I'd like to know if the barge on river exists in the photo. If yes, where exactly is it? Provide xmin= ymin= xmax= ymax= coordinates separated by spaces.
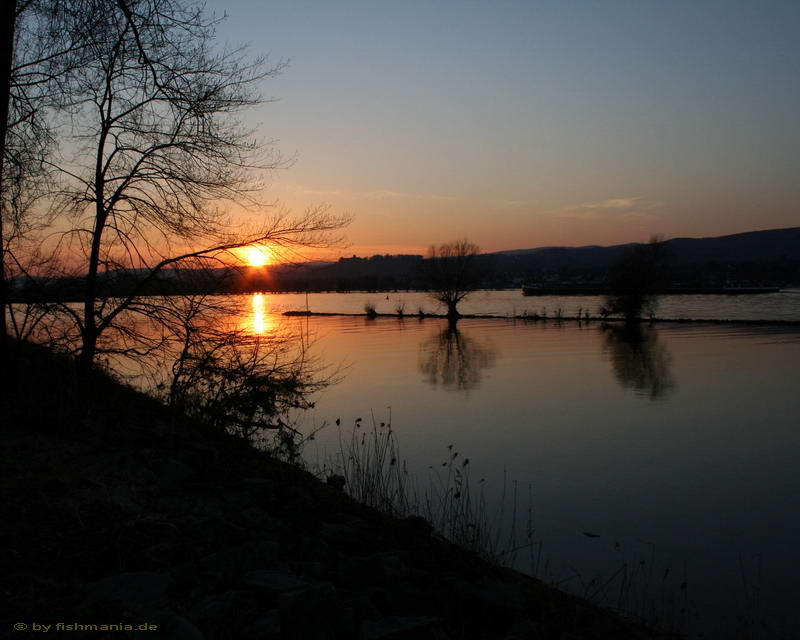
xmin=522 ymin=285 xmax=781 ymax=296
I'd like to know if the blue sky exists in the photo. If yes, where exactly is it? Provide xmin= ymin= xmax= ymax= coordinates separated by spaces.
xmin=207 ymin=0 xmax=800 ymax=254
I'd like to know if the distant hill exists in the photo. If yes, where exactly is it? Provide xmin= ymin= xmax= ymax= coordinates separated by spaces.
xmin=492 ymin=227 xmax=800 ymax=273
xmin=661 ymin=227 xmax=800 ymax=264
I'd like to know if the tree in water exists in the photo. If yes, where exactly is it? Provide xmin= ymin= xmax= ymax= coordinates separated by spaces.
xmin=423 ymin=239 xmax=481 ymax=320
xmin=601 ymin=236 xmax=670 ymax=323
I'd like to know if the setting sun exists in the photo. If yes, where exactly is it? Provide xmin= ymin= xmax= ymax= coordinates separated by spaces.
xmin=239 ymin=245 xmax=272 ymax=267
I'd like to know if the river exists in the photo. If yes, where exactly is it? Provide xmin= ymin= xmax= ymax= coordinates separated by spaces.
xmin=30 ymin=288 xmax=799 ymax=638
xmin=232 ymin=290 xmax=800 ymax=639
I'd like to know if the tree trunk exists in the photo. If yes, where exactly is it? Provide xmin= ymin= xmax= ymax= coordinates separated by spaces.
xmin=0 ymin=0 xmax=18 ymax=351
xmin=77 ymin=115 xmax=111 ymax=399
xmin=78 ymin=328 xmax=97 ymax=379
xmin=74 ymin=326 xmax=97 ymax=420
xmin=446 ymin=300 xmax=460 ymax=319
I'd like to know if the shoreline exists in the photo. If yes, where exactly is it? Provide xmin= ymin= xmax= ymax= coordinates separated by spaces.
xmin=283 ymin=309 xmax=800 ymax=327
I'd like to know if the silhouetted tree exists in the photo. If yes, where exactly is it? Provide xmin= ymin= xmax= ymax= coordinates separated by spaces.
xmin=1 ymin=0 xmax=97 ymax=349
xmin=0 ymin=0 xmax=19 ymax=348
xmin=423 ymin=239 xmax=481 ymax=319
xmin=601 ymin=236 xmax=670 ymax=322
xmin=39 ymin=0 xmax=346 ymax=388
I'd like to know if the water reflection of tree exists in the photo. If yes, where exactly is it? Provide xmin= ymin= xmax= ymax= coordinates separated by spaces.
xmin=418 ymin=322 xmax=496 ymax=391
xmin=601 ymin=324 xmax=675 ymax=400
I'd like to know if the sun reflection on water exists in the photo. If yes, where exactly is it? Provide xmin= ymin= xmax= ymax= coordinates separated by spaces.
xmin=249 ymin=293 xmax=274 ymax=335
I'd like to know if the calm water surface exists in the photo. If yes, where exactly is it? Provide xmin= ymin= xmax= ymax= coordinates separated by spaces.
xmin=233 ymin=292 xmax=799 ymax=639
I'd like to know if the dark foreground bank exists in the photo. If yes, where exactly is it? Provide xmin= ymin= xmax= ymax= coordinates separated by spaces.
xmin=1 ymin=342 xmax=678 ymax=639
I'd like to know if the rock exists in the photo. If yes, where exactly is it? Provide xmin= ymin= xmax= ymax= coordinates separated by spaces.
xmin=191 ymin=589 xmax=261 ymax=635
xmin=450 ymin=578 xmax=526 ymax=615
xmin=241 ymin=477 xmax=272 ymax=489
xmin=132 ymin=464 xmax=159 ymax=484
xmin=192 ymin=591 xmax=249 ymax=622
xmin=151 ymin=610 xmax=205 ymax=639
xmin=250 ymin=539 xmax=284 ymax=566
xmin=503 ymin=616 xmax=543 ymax=640
xmin=403 ymin=515 xmax=434 ymax=536
xmin=338 ymin=552 xmax=409 ymax=587
xmin=221 ymin=490 xmax=261 ymax=512
xmin=85 ymin=572 xmax=169 ymax=607
xmin=326 ymin=474 xmax=346 ymax=490
xmin=194 ymin=516 xmax=248 ymax=546
xmin=159 ymin=458 xmax=195 ymax=483
xmin=351 ymin=591 xmax=381 ymax=621
xmin=201 ymin=539 xmax=284 ymax=583
xmin=287 ymin=535 xmax=335 ymax=566
xmin=279 ymin=581 xmax=339 ymax=640
xmin=294 ymin=561 xmax=326 ymax=579
xmin=200 ymin=546 xmax=251 ymax=582
xmin=108 ymin=494 xmax=144 ymax=515
xmin=239 ymin=507 xmax=276 ymax=527
xmin=243 ymin=569 xmax=311 ymax=594
xmin=362 ymin=616 xmax=441 ymax=639
xmin=242 ymin=609 xmax=281 ymax=639
xmin=375 ymin=583 xmax=441 ymax=617
xmin=320 ymin=522 xmax=364 ymax=552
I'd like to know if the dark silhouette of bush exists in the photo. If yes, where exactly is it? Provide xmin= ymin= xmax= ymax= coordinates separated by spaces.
xmin=601 ymin=237 xmax=671 ymax=322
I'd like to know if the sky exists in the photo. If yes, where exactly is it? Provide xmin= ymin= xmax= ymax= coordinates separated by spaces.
xmin=206 ymin=0 xmax=800 ymax=256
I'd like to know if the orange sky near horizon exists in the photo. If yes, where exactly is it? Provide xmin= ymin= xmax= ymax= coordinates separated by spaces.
xmin=34 ymin=1 xmax=799 ymax=269
xmin=251 ymin=186 xmax=797 ymax=261
xmin=200 ymin=0 xmax=800 ymax=260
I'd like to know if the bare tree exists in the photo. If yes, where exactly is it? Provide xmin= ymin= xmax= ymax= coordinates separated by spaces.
xmin=1 ymin=0 xmax=24 ymax=348
xmin=600 ymin=236 xmax=670 ymax=323
xmin=423 ymin=239 xmax=481 ymax=319
xmin=43 ymin=0 xmax=346 ymax=386
xmin=1 ymin=0 xmax=96 ymax=348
